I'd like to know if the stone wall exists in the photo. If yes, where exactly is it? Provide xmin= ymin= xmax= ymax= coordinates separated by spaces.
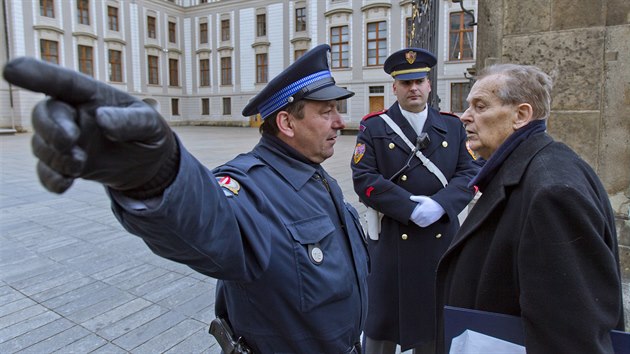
xmin=476 ymin=0 xmax=630 ymax=329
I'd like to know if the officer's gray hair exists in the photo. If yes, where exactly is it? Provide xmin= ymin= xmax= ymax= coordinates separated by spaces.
xmin=477 ymin=64 xmax=553 ymax=121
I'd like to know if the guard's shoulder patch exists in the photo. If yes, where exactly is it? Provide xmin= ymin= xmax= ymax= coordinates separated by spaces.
xmin=353 ymin=143 xmax=366 ymax=164
xmin=362 ymin=109 xmax=388 ymax=121
xmin=216 ymin=175 xmax=241 ymax=197
xmin=440 ymin=111 xmax=460 ymax=119
xmin=466 ymin=141 xmax=477 ymax=160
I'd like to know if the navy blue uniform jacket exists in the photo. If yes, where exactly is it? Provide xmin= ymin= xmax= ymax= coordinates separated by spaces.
xmin=110 ymin=135 xmax=369 ymax=353
xmin=436 ymin=133 xmax=624 ymax=353
xmin=351 ymin=103 xmax=478 ymax=349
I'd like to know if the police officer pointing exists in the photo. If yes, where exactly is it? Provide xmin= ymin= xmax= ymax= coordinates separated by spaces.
xmin=3 ymin=44 xmax=368 ymax=353
xmin=351 ymin=48 xmax=478 ymax=353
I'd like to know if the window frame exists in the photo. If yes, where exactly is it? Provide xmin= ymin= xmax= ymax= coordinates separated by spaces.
xmin=77 ymin=0 xmax=90 ymax=25
xmin=199 ymin=58 xmax=210 ymax=87
xmin=220 ymin=57 xmax=232 ymax=85
xmin=330 ymin=25 xmax=349 ymax=69
xmin=171 ymin=98 xmax=179 ymax=116
xmin=449 ymin=11 xmax=474 ymax=61
xmin=78 ymin=45 xmax=93 ymax=76
xmin=148 ymin=55 xmax=159 ymax=85
xmin=201 ymin=98 xmax=210 ymax=115
xmin=256 ymin=14 xmax=267 ymax=37
xmin=168 ymin=21 xmax=177 ymax=43
xmin=366 ymin=21 xmax=387 ymax=66
xmin=199 ymin=22 xmax=208 ymax=44
xmin=336 ymin=88 xmax=348 ymax=113
xmin=295 ymin=7 xmax=306 ymax=32
xmin=256 ymin=53 xmax=268 ymax=84
xmin=40 ymin=39 xmax=59 ymax=64
xmin=40 ymin=0 xmax=54 ymax=18
xmin=147 ymin=16 xmax=156 ymax=39
xmin=169 ymin=58 xmax=179 ymax=86
xmin=221 ymin=19 xmax=230 ymax=41
xmin=107 ymin=6 xmax=119 ymax=31
xmin=450 ymin=82 xmax=471 ymax=113
xmin=294 ymin=49 xmax=306 ymax=60
xmin=222 ymin=97 xmax=231 ymax=115
xmin=108 ymin=49 xmax=123 ymax=82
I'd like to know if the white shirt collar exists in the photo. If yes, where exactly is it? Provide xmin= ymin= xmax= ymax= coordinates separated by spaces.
xmin=400 ymin=105 xmax=428 ymax=135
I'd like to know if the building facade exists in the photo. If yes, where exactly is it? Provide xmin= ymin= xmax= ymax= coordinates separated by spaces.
xmin=0 ymin=0 xmax=477 ymax=131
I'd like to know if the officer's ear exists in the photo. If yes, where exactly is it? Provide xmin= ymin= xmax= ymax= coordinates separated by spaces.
xmin=276 ymin=110 xmax=295 ymax=138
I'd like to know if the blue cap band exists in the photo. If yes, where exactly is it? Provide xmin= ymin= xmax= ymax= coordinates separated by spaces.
xmin=259 ymin=70 xmax=332 ymax=118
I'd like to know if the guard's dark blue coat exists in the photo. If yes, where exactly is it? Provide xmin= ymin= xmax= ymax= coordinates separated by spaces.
xmin=110 ymin=135 xmax=369 ymax=354
xmin=351 ymin=103 xmax=478 ymax=350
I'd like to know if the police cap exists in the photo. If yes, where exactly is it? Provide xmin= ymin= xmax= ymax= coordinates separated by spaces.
xmin=242 ymin=44 xmax=354 ymax=119
xmin=383 ymin=47 xmax=437 ymax=80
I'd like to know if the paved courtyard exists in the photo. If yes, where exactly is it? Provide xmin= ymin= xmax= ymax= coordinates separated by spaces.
xmin=0 ymin=126 xmax=365 ymax=353
xmin=4 ymin=126 xmax=626 ymax=353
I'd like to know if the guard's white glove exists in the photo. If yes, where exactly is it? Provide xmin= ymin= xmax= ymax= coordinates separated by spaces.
xmin=410 ymin=195 xmax=445 ymax=227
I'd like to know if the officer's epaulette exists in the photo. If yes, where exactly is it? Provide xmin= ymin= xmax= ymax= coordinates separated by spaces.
xmin=362 ymin=109 xmax=387 ymax=121
xmin=440 ymin=111 xmax=460 ymax=119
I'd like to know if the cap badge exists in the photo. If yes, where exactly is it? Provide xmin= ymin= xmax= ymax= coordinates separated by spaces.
xmin=405 ymin=51 xmax=417 ymax=64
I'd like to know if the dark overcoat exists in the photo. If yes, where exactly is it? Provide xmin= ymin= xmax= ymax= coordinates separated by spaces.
xmin=436 ymin=133 xmax=625 ymax=354
xmin=351 ymin=102 xmax=478 ymax=349
xmin=110 ymin=135 xmax=370 ymax=354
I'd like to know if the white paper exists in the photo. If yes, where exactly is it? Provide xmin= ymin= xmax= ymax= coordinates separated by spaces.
xmin=449 ymin=330 xmax=526 ymax=354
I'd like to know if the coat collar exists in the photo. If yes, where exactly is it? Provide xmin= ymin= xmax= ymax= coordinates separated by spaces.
xmin=253 ymin=134 xmax=319 ymax=191
xmin=447 ymin=133 xmax=554 ymax=251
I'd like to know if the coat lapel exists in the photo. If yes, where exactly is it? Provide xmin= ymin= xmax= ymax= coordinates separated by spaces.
xmin=423 ymin=109 xmax=448 ymax=158
xmin=444 ymin=133 xmax=555 ymax=253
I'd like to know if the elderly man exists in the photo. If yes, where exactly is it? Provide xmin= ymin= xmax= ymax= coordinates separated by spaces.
xmin=3 ymin=44 xmax=368 ymax=353
xmin=436 ymin=63 xmax=625 ymax=353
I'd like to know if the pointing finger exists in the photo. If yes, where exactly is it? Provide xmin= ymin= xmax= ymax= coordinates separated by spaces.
xmin=3 ymin=57 xmax=127 ymax=105
xmin=32 ymin=98 xmax=80 ymax=152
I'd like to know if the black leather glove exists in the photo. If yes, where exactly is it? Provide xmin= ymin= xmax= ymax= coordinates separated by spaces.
xmin=2 ymin=57 xmax=179 ymax=199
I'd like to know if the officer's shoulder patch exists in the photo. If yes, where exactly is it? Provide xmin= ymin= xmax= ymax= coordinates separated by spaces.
xmin=362 ymin=109 xmax=388 ymax=121
xmin=216 ymin=175 xmax=240 ymax=197
xmin=440 ymin=111 xmax=460 ymax=119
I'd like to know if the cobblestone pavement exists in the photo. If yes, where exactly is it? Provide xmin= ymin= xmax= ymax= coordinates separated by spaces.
xmin=0 ymin=126 xmax=364 ymax=354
